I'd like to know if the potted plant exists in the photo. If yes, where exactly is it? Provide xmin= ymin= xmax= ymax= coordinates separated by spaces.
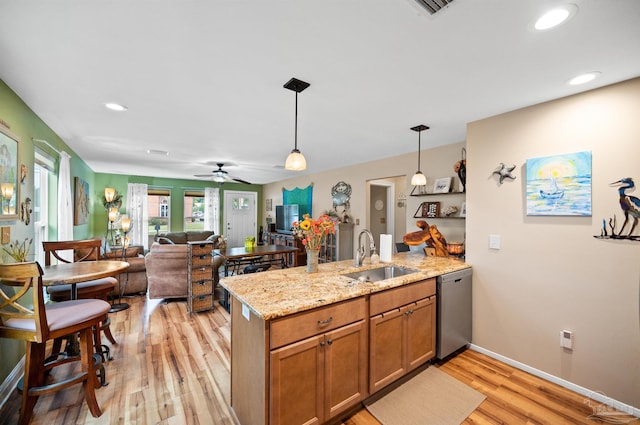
xmin=2 ymin=237 xmax=33 ymax=262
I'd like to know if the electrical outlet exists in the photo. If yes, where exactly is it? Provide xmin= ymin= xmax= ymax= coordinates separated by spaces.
xmin=1 ymin=226 xmax=9 ymax=244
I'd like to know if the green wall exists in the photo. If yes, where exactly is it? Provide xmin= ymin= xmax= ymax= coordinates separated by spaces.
xmin=0 ymin=79 xmax=96 ymax=386
xmin=93 ymin=173 xmax=263 ymax=238
xmin=0 ymin=78 xmax=263 ymax=388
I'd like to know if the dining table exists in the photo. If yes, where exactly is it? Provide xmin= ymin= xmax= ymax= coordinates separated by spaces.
xmin=42 ymin=260 xmax=129 ymax=359
xmin=217 ymin=244 xmax=300 ymax=311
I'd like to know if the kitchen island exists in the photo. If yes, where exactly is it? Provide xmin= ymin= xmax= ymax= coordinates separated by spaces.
xmin=220 ymin=252 xmax=470 ymax=425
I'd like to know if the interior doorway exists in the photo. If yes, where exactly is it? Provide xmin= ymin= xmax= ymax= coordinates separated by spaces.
xmin=367 ymin=176 xmax=407 ymax=250
xmin=223 ymin=190 xmax=257 ymax=248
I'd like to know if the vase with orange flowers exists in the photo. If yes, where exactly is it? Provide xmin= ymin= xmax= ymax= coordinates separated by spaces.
xmin=291 ymin=214 xmax=337 ymax=273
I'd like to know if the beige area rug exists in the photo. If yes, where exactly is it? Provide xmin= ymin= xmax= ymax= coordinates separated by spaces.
xmin=365 ymin=367 xmax=486 ymax=425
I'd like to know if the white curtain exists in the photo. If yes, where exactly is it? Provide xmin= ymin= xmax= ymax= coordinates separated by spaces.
xmin=57 ymin=151 xmax=73 ymax=261
xmin=204 ymin=187 xmax=220 ymax=233
xmin=126 ymin=183 xmax=149 ymax=250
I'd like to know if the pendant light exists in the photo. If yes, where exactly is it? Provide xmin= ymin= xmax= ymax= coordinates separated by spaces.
xmin=284 ymin=77 xmax=310 ymax=171
xmin=410 ymin=125 xmax=429 ymax=186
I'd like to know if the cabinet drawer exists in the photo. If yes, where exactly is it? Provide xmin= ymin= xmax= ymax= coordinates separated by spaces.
xmin=190 ymin=266 xmax=213 ymax=282
xmin=191 ymin=295 xmax=214 ymax=312
xmin=370 ymin=278 xmax=435 ymax=317
xmin=189 ymin=242 xmax=213 ymax=256
xmin=270 ymin=297 xmax=366 ymax=349
xmin=191 ymin=279 xmax=213 ymax=296
xmin=191 ymin=254 xmax=212 ymax=267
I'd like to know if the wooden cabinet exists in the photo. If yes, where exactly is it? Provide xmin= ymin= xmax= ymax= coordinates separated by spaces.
xmin=229 ymin=278 xmax=440 ymax=425
xmin=269 ymin=298 xmax=368 ymax=425
xmin=187 ymin=241 xmax=215 ymax=313
xmin=369 ymin=279 xmax=436 ymax=393
xmin=319 ymin=223 xmax=354 ymax=263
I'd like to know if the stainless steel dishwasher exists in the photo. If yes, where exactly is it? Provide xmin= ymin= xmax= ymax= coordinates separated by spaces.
xmin=436 ymin=268 xmax=472 ymax=359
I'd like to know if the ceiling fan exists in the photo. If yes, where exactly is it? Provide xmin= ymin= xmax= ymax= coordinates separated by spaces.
xmin=194 ymin=163 xmax=252 ymax=185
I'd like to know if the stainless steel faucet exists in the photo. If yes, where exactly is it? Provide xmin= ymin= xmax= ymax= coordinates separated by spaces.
xmin=355 ymin=229 xmax=377 ymax=267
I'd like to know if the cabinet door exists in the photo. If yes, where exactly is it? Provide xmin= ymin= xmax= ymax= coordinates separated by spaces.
xmin=369 ymin=308 xmax=405 ymax=393
xmin=270 ymin=335 xmax=324 ymax=425
xmin=324 ymin=320 xmax=368 ymax=419
xmin=405 ymin=296 xmax=436 ymax=371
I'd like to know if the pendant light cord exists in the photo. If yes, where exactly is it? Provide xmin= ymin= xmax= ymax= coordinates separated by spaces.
xmin=294 ymin=92 xmax=298 ymax=151
xmin=417 ymin=130 xmax=421 ymax=171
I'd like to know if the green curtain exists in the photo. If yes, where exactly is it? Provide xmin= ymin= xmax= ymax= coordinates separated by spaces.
xmin=283 ymin=184 xmax=312 ymax=217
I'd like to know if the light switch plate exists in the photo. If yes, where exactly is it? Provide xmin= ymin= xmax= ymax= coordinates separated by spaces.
xmin=1 ymin=226 xmax=9 ymax=244
xmin=489 ymin=234 xmax=501 ymax=250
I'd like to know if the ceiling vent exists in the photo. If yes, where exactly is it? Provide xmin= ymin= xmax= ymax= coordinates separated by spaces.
xmin=415 ymin=0 xmax=453 ymax=15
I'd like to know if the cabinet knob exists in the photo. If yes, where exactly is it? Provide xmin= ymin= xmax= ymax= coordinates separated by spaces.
xmin=320 ymin=341 xmax=325 ymax=347
xmin=327 ymin=339 xmax=333 ymax=345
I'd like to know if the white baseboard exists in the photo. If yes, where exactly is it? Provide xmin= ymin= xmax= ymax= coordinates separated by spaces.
xmin=470 ymin=344 xmax=639 ymax=419
xmin=0 ymin=357 xmax=23 ymax=410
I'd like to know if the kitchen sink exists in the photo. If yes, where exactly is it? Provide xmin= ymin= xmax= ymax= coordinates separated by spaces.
xmin=342 ymin=266 xmax=420 ymax=282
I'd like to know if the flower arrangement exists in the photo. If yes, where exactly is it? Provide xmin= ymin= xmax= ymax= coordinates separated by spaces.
xmin=2 ymin=237 xmax=33 ymax=263
xmin=292 ymin=214 xmax=336 ymax=250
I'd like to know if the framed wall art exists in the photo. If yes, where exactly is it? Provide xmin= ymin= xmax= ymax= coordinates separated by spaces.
xmin=74 ymin=177 xmax=90 ymax=225
xmin=423 ymin=202 xmax=441 ymax=218
xmin=525 ymin=151 xmax=592 ymax=216
xmin=0 ymin=124 xmax=19 ymax=220
xmin=433 ymin=177 xmax=452 ymax=194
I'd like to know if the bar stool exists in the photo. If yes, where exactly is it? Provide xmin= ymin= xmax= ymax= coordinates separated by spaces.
xmin=43 ymin=239 xmax=117 ymax=359
xmin=0 ymin=262 xmax=110 ymax=425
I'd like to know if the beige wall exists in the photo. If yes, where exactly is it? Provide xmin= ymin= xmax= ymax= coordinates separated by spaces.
xmin=263 ymin=141 xmax=466 ymax=250
xmin=467 ymin=78 xmax=640 ymax=407
xmin=263 ymin=78 xmax=640 ymax=409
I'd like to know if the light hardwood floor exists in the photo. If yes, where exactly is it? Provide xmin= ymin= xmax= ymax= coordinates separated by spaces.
xmin=0 ymin=294 xmax=632 ymax=424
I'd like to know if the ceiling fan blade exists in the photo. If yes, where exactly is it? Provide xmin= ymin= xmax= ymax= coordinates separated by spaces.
xmin=232 ymin=177 xmax=252 ymax=185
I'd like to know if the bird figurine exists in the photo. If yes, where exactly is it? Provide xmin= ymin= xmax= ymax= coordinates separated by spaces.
xmin=610 ymin=177 xmax=640 ymax=236
xmin=492 ymin=162 xmax=516 ymax=184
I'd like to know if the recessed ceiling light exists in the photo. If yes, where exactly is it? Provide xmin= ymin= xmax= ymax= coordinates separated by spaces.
xmin=104 ymin=102 xmax=128 ymax=112
xmin=568 ymin=71 xmax=601 ymax=86
xmin=147 ymin=149 xmax=169 ymax=156
xmin=533 ymin=4 xmax=577 ymax=31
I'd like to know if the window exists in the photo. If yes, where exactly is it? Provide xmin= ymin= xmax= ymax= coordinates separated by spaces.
xmin=184 ymin=191 xmax=204 ymax=231
xmin=148 ymin=189 xmax=170 ymax=235
xmin=33 ymin=148 xmax=55 ymax=265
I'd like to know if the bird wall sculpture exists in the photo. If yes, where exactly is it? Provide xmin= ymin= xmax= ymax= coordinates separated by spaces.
xmin=611 ymin=177 xmax=640 ymax=237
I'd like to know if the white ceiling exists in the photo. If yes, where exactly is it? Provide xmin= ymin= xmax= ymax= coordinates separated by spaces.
xmin=1 ymin=0 xmax=639 ymax=184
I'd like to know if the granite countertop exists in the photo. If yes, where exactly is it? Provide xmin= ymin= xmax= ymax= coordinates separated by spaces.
xmin=219 ymin=252 xmax=471 ymax=320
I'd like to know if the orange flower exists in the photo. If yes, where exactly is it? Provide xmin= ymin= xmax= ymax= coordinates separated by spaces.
xmin=291 ymin=214 xmax=337 ymax=250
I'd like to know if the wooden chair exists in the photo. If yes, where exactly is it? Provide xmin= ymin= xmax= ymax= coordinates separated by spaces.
xmin=0 ymin=262 xmax=110 ymax=425
xmin=43 ymin=239 xmax=118 ymax=356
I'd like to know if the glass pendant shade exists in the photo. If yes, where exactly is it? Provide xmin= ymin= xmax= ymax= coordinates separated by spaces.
xmin=121 ymin=216 xmax=132 ymax=233
xmin=104 ymin=187 xmax=115 ymax=203
xmin=285 ymin=149 xmax=307 ymax=171
xmin=108 ymin=207 xmax=118 ymax=223
xmin=411 ymin=171 xmax=427 ymax=186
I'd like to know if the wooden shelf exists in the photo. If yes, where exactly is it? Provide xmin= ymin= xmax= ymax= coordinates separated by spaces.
xmin=410 ymin=188 xmax=465 ymax=197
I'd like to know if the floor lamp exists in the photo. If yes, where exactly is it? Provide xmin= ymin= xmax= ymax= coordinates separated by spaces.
xmin=110 ymin=215 xmax=131 ymax=312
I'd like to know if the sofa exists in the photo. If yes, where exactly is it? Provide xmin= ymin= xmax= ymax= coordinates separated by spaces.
xmin=145 ymin=231 xmax=225 ymax=300
xmin=102 ymin=246 xmax=148 ymax=295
